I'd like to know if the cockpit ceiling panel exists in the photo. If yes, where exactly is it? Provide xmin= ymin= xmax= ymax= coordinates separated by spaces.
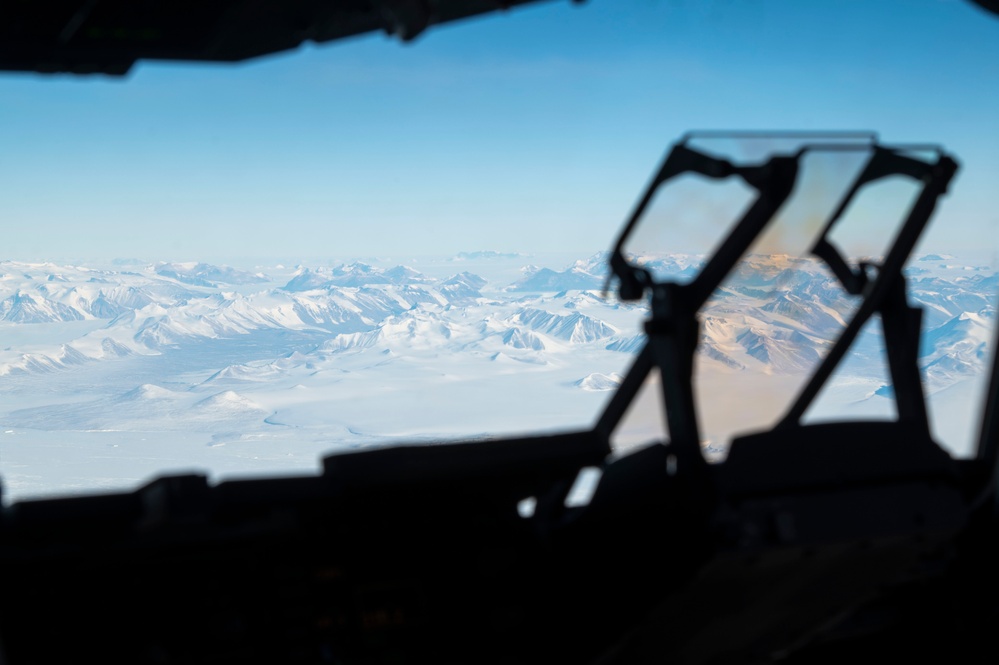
xmin=0 ymin=0 xmax=557 ymax=75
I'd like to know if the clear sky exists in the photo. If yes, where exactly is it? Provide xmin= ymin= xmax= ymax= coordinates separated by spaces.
xmin=1 ymin=0 xmax=998 ymax=265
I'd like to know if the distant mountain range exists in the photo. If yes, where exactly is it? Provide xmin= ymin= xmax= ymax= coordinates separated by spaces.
xmin=0 ymin=254 xmax=993 ymax=392
xmin=0 ymin=252 xmax=993 ymax=498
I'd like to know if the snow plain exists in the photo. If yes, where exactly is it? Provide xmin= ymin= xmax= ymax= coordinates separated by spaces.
xmin=0 ymin=252 xmax=994 ymax=502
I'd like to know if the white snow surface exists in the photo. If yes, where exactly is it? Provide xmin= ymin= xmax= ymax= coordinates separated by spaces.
xmin=0 ymin=254 xmax=993 ymax=501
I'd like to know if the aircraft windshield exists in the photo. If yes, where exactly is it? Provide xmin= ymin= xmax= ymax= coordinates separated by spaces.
xmin=606 ymin=136 xmax=983 ymax=462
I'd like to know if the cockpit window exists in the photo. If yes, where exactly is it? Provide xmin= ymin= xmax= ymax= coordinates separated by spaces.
xmin=606 ymin=135 xmax=992 ymax=465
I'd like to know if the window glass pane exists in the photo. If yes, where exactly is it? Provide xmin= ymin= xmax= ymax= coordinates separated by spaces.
xmin=621 ymin=173 xmax=756 ymax=284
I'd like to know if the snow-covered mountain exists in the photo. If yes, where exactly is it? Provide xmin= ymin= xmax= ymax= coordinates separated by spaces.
xmin=0 ymin=253 xmax=993 ymax=500
xmin=0 ymin=255 xmax=992 ymax=384
xmin=155 ymin=262 xmax=268 ymax=287
xmin=508 ymin=253 xmax=607 ymax=292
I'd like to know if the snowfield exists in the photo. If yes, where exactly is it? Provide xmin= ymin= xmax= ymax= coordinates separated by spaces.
xmin=0 ymin=251 xmax=994 ymax=501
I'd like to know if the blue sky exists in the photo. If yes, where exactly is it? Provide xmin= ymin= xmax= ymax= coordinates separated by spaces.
xmin=1 ymin=0 xmax=998 ymax=264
